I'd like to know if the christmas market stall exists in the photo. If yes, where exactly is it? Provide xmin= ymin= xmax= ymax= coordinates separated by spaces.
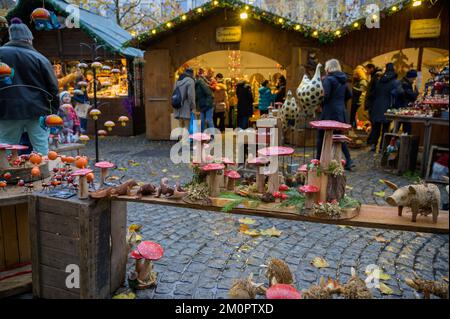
xmin=2 ymin=0 xmax=145 ymax=137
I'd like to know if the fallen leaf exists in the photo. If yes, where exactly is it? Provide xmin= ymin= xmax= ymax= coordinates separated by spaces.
xmin=242 ymin=229 xmax=260 ymax=237
xmin=113 ymin=292 xmax=136 ymax=299
xmin=374 ymin=236 xmax=390 ymax=243
xmin=239 ymin=217 xmax=257 ymax=225
xmin=131 ymin=162 xmax=141 ymax=167
xmin=374 ymin=191 xmax=386 ymax=197
xmin=239 ymin=245 xmax=252 ymax=252
xmin=260 ymin=226 xmax=282 ymax=237
xmin=172 ymin=175 xmax=180 ymax=179
xmin=311 ymin=257 xmax=329 ymax=268
xmin=378 ymin=282 xmax=394 ymax=295
xmin=365 ymin=268 xmax=391 ymax=281
xmin=338 ymin=225 xmax=354 ymax=229
xmin=149 ymin=171 xmax=158 ymax=176
xmin=386 ymin=246 xmax=396 ymax=252
xmin=128 ymin=224 xmax=143 ymax=232
xmin=118 ymin=167 xmax=128 ymax=172
xmin=162 ymin=169 xmax=168 ymax=173
xmin=345 ymin=185 xmax=353 ymax=190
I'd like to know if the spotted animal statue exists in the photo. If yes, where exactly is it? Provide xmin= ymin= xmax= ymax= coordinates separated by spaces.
xmin=280 ymin=90 xmax=300 ymax=131
xmin=296 ymin=63 xmax=324 ymax=117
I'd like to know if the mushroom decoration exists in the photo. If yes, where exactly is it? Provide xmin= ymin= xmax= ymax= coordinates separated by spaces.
xmin=98 ymin=130 xmax=108 ymax=138
xmin=79 ymin=135 xmax=90 ymax=144
xmin=258 ymin=146 xmax=294 ymax=194
xmin=104 ymin=121 xmax=115 ymax=132
xmin=135 ymin=241 xmax=164 ymax=289
xmin=225 ymin=170 xmax=241 ymax=191
xmin=299 ymin=185 xmax=320 ymax=210
xmin=201 ymin=163 xmax=225 ymax=197
xmin=91 ymin=61 xmax=103 ymax=69
xmin=0 ymin=60 xmax=13 ymax=85
xmin=102 ymin=65 xmax=111 ymax=72
xmin=118 ymin=116 xmax=129 ymax=127
xmin=95 ymin=161 xmax=115 ymax=186
xmin=247 ymin=156 xmax=270 ymax=193
xmin=30 ymin=8 xmax=51 ymax=30
xmin=111 ymin=68 xmax=121 ymax=74
xmin=221 ymin=157 xmax=236 ymax=187
xmin=0 ymin=180 xmax=7 ymax=191
xmin=45 ymin=114 xmax=64 ymax=127
xmin=89 ymin=109 xmax=101 ymax=120
xmin=77 ymin=81 xmax=88 ymax=87
xmin=7 ymin=145 xmax=29 ymax=162
xmin=190 ymin=133 xmax=211 ymax=164
xmin=77 ymin=62 xmax=88 ymax=69
xmin=266 ymin=284 xmax=302 ymax=300
xmin=332 ymin=135 xmax=352 ymax=162
xmin=128 ymin=250 xmax=145 ymax=289
xmin=309 ymin=120 xmax=351 ymax=202
xmin=71 ymin=168 xmax=93 ymax=199
xmin=0 ymin=143 xmax=10 ymax=170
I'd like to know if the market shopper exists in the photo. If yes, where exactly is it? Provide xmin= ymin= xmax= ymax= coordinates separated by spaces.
xmin=258 ymin=80 xmax=275 ymax=116
xmin=274 ymin=75 xmax=287 ymax=104
xmin=236 ymin=80 xmax=254 ymax=130
xmin=195 ymin=69 xmax=215 ymax=132
xmin=0 ymin=18 xmax=59 ymax=154
xmin=213 ymin=73 xmax=228 ymax=132
xmin=350 ymin=65 xmax=369 ymax=127
xmin=316 ymin=59 xmax=353 ymax=170
xmin=367 ymin=63 xmax=403 ymax=152
xmin=394 ymin=69 xmax=419 ymax=134
xmin=174 ymin=68 xmax=196 ymax=129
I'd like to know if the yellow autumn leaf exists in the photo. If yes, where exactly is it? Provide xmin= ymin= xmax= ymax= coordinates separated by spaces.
xmin=345 ymin=185 xmax=353 ymax=190
xmin=365 ymin=268 xmax=391 ymax=281
xmin=113 ymin=292 xmax=136 ymax=299
xmin=118 ymin=167 xmax=128 ymax=172
xmin=374 ymin=236 xmax=390 ymax=243
xmin=128 ymin=224 xmax=142 ymax=232
xmin=162 ymin=169 xmax=168 ymax=173
xmin=386 ymin=246 xmax=396 ymax=252
xmin=374 ymin=191 xmax=386 ymax=197
xmin=338 ymin=225 xmax=354 ymax=229
xmin=242 ymin=229 xmax=260 ymax=237
xmin=131 ymin=163 xmax=141 ymax=167
xmin=238 ymin=217 xmax=257 ymax=225
xmin=172 ymin=175 xmax=180 ymax=179
xmin=311 ymin=257 xmax=329 ymax=268
xmin=260 ymin=226 xmax=282 ymax=237
xmin=378 ymin=282 xmax=394 ymax=295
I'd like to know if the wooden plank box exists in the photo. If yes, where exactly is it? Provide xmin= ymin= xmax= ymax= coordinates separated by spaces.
xmin=28 ymin=195 xmax=127 ymax=299
xmin=381 ymin=133 xmax=419 ymax=175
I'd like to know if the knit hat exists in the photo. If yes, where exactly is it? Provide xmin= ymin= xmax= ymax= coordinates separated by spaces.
xmin=8 ymin=18 xmax=34 ymax=42
xmin=406 ymin=69 xmax=418 ymax=78
xmin=59 ymin=91 xmax=71 ymax=104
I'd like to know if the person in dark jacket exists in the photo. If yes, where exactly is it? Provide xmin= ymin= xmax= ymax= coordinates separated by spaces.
xmin=236 ymin=80 xmax=254 ymax=130
xmin=394 ymin=69 xmax=418 ymax=134
xmin=0 ymin=18 xmax=59 ymax=155
xmin=274 ymin=75 xmax=287 ymax=104
xmin=174 ymin=68 xmax=196 ymax=129
xmin=350 ymin=65 xmax=369 ymax=127
xmin=195 ymin=69 xmax=215 ymax=132
xmin=316 ymin=59 xmax=353 ymax=170
xmin=367 ymin=63 xmax=403 ymax=152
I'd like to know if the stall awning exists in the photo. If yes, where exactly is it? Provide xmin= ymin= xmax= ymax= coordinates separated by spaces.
xmin=6 ymin=0 xmax=143 ymax=58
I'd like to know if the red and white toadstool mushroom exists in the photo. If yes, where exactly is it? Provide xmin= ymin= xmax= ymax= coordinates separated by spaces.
xmin=190 ymin=133 xmax=211 ymax=164
xmin=71 ymin=168 xmax=93 ymax=199
xmin=201 ymin=163 xmax=225 ymax=197
xmin=266 ymin=284 xmax=302 ymax=299
xmin=299 ymin=185 xmax=320 ymax=210
xmin=258 ymin=146 xmax=294 ymax=194
xmin=332 ymin=134 xmax=352 ymax=163
xmin=136 ymin=241 xmax=164 ymax=288
xmin=94 ymin=161 xmax=115 ymax=186
xmin=247 ymin=156 xmax=270 ymax=193
xmin=129 ymin=250 xmax=145 ymax=281
xmin=225 ymin=170 xmax=241 ymax=191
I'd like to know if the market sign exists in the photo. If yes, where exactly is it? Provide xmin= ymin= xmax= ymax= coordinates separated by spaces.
xmin=216 ymin=26 xmax=242 ymax=43
xmin=410 ymin=19 xmax=441 ymax=39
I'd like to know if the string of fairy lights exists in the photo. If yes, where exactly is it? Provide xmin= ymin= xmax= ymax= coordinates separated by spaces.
xmin=131 ymin=0 xmax=436 ymax=46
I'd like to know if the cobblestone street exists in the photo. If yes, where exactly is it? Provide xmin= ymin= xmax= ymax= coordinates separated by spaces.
xmin=84 ymin=136 xmax=449 ymax=299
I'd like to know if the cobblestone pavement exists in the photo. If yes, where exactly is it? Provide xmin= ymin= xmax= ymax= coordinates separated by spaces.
xmin=82 ymin=136 xmax=448 ymax=299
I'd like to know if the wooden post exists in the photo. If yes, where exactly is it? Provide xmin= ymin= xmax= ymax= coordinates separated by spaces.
xmin=319 ymin=130 xmax=333 ymax=202
xmin=209 ymin=171 xmax=221 ymax=197
xmin=78 ymin=176 xmax=89 ymax=199
xmin=256 ymin=170 xmax=265 ymax=193
xmin=0 ymin=149 xmax=8 ymax=169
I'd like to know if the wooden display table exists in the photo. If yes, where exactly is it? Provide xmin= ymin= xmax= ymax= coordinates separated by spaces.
xmin=0 ymin=188 xmax=127 ymax=299
xmin=385 ymin=114 xmax=449 ymax=177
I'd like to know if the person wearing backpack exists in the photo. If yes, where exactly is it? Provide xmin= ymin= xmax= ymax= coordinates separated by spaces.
xmin=173 ymin=68 xmax=196 ymax=129
xmin=213 ymin=73 xmax=229 ymax=132
xmin=195 ymin=69 xmax=215 ymax=132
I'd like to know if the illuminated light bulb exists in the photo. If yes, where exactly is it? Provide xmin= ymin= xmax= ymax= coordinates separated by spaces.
xmin=166 ymin=22 xmax=172 ymax=28
xmin=151 ymin=29 xmax=156 ymax=34
xmin=181 ymin=15 xmax=187 ymax=21
xmin=295 ymin=24 xmax=301 ymax=31
xmin=245 ymin=5 xmax=249 ymax=10
xmin=278 ymin=18 xmax=284 ymax=24
xmin=372 ymin=14 xmax=378 ymax=20
xmin=391 ymin=5 xmax=398 ymax=11
xmin=213 ymin=0 xmax=219 ymax=5
xmin=197 ymin=8 xmax=203 ymax=13
xmin=312 ymin=30 xmax=318 ymax=37
xmin=353 ymin=22 xmax=359 ymax=28
xmin=335 ymin=30 xmax=341 ymax=36
xmin=412 ymin=0 xmax=422 ymax=6
xmin=240 ymin=12 xmax=248 ymax=20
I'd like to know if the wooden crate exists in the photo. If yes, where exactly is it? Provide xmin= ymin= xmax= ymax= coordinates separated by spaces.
xmin=381 ymin=133 xmax=419 ymax=175
xmin=28 ymin=195 xmax=127 ymax=299
xmin=284 ymin=128 xmax=315 ymax=147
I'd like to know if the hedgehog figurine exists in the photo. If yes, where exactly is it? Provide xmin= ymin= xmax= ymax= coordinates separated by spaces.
xmin=228 ymin=274 xmax=259 ymax=299
xmin=340 ymin=268 xmax=372 ymax=299
xmin=263 ymin=258 xmax=294 ymax=286
xmin=302 ymin=277 xmax=341 ymax=299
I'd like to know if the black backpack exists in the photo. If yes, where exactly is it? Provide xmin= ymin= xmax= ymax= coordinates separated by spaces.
xmin=171 ymin=85 xmax=183 ymax=110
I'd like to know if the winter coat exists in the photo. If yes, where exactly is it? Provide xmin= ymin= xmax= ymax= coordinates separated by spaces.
xmin=394 ymin=77 xmax=419 ymax=108
xmin=352 ymin=78 xmax=368 ymax=112
xmin=0 ymin=41 xmax=59 ymax=120
xmin=258 ymin=86 xmax=275 ymax=111
xmin=321 ymin=71 xmax=352 ymax=122
xmin=275 ymin=84 xmax=286 ymax=103
xmin=369 ymin=72 xmax=403 ymax=123
xmin=236 ymin=81 xmax=254 ymax=118
xmin=213 ymin=82 xmax=229 ymax=113
xmin=195 ymin=77 xmax=214 ymax=112
xmin=174 ymin=73 xmax=196 ymax=120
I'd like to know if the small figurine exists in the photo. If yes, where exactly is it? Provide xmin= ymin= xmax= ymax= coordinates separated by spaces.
xmin=136 ymin=183 xmax=157 ymax=199
xmin=262 ymin=258 xmax=294 ymax=287
xmin=155 ymin=178 xmax=175 ymax=198
xmin=385 ymin=181 xmax=441 ymax=223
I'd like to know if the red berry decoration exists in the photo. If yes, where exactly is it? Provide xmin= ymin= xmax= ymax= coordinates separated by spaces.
xmin=3 ymin=172 xmax=12 ymax=180
xmin=279 ymin=184 xmax=289 ymax=192
xmin=18 ymin=180 xmax=25 ymax=187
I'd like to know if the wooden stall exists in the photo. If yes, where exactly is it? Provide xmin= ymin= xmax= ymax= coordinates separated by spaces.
xmin=4 ymin=0 xmax=145 ymax=136
xmin=0 ymin=188 xmax=128 ymax=299
xmin=130 ymin=0 xmax=448 ymax=141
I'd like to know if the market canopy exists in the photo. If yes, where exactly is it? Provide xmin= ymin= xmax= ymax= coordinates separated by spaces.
xmin=5 ymin=0 xmax=143 ymax=58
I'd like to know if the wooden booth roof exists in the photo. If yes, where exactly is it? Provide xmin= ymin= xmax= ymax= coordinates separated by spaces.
xmin=6 ymin=0 xmax=143 ymax=58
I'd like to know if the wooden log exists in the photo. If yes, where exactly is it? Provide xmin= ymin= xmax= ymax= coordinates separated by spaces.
xmin=209 ymin=171 xmax=221 ymax=198
xmin=267 ymin=172 xmax=280 ymax=194
xmin=78 ymin=176 xmax=89 ymax=199
xmin=0 ymin=149 xmax=8 ymax=170
xmin=256 ymin=170 xmax=265 ymax=194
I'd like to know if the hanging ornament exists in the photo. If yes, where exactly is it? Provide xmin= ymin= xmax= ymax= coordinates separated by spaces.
xmin=0 ymin=61 xmax=14 ymax=85
xmin=45 ymin=114 xmax=64 ymax=127
xmin=31 ymin=8 xmax=52 ymax=31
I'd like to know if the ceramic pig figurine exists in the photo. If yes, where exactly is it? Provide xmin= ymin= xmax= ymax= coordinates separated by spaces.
xmin=386 ymin=183 xmax=441 ymax=223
